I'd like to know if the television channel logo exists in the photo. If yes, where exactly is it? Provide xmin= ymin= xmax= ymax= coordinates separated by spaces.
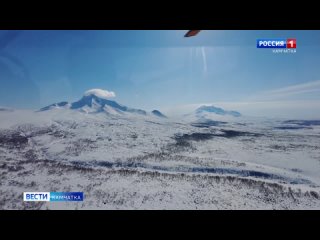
xmin=257 ymin=39 xmax=296 ymax=49
xmin=23 ymin=192 xmax=84 ymax=202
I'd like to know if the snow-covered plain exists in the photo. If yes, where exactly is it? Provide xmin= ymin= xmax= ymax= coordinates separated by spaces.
xmin=1 ymin=107 xmax=320 ymax=209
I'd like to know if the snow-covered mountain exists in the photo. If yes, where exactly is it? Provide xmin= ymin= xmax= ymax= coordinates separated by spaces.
xmin=70 ymin=94 xmax=147 ymax=115
xmin=182 ymin=105 xmax=242 ymax=123
xmin=196 ymin=105 xmax=241 ymax=117
xmin=39 ymin=89 xmax=165 ymax=117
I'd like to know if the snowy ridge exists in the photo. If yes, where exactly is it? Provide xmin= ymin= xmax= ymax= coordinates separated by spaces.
xmin=151 ymin=110 xmax=167 ymax=118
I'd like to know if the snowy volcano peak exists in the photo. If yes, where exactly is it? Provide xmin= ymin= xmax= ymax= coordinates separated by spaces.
xmin=196 ymin=105 xmax=241 ymax=117
xmin=39 ymin=88 xmax=150 ymax=116
xmin=71 ymin=94 xmax=123 ymax=110
xmin=71 ymin=93 xmax=146 ymax=115
xmin=75 ymin=88 xmax=118 ymax=110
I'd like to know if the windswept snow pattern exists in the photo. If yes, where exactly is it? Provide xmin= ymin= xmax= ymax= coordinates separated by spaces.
xmin=1 ymin=103 xmax=320 ymax=209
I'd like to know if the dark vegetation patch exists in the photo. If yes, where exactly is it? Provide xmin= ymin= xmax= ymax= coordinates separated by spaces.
xmin=76 ymin=160 xmax=312 ymax=185
xmin=274 ymin=126 xmax=312 ymax=130
xmin=126 ymin=152 xmax=171 ymax=162
xmin=220 ymin=130 xmax=263 ymax=138
xmin=175 ymin=133 xmax=217 ymax=142
xmin=283 ymin=120 xmax=320 ymax=126
xmin=191 ymin=120 xmax=227 ymax=128
xmin=270 ymin=144 xmax=290 ymax=151
xmin=269 ymin=144 xmax=319 ymax=151
xmin=169 ymin=129 xmax=263 ymax=152
xmin=106 ymin=169 xmax=319 ymax=200
xmin=173 ymin=130 xmax=263 ymax=143
xmin=0 ymin=130 xmax=28 ymax=148
xmin=24 ymin=150 xmax=38 ymax=161
xmin=1 ymin=157 xmax=319 ymax=209
xmin=16 ymin=124 xmax=72 ymax=139
xmin=0 ymin=163 xmax=24 ymax=172
xmin=275 ymin=120 xmax=320 ymax=130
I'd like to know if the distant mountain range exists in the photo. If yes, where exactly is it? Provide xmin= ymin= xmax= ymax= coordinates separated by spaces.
xmin=38 ymin=91 xmax=241 ymax=121
xmin=39 ymin=89 xmax=166 ymax=118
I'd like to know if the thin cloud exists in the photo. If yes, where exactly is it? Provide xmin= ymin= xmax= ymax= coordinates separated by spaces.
xmin=84 ymin=89 xmax=116 ymax=99
xmin=249 ymin=80 xmax=320 ymax=101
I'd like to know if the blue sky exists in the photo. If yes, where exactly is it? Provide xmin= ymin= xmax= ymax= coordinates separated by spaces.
xmin=1 ymin=30 xmax=320 ymax=118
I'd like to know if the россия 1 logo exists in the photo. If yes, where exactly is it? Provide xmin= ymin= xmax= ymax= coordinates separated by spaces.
xmin=257 ymin=38 xmax=296 ymax=53
xmin=257 ymin=39 xmax=296 ymax=48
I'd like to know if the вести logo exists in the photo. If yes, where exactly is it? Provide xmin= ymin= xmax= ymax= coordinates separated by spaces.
xmin=23 ymin=192 xmax=84 ymax=202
